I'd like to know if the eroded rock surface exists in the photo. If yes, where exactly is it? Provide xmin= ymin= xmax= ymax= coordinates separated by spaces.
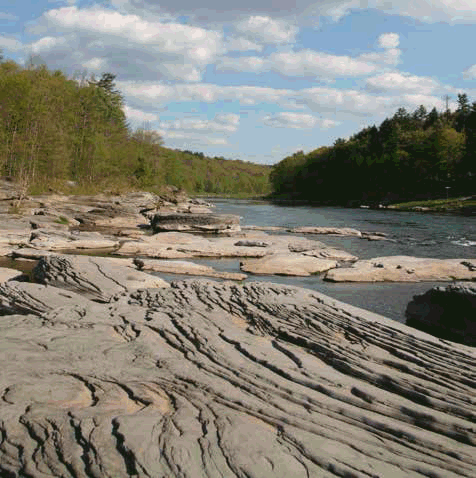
xmin=0 ymin=279 xmax=474 ymax=477
xmin=134 ymin=257 xmax=247 ymax=281
xmin=406 ymin=282 xmax=476 ymax=345
xmin=33 ymin=254 xmax=168 ymax=301
xmin=325 ymin=256 xmax=476 ymax=282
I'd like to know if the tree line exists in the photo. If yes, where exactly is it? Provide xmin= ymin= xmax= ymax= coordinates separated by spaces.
xmin=0 ymin=56 xmax=270 ymax=197
xmin=270 ymin=96 xmax=475 ymax=204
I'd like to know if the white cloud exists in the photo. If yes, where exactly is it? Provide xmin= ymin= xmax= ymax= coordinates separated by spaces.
xmin=226 ymin=36 xmax=264 ymax=52
xmin=0 ymin=35 xmax=22 ymax=52
xmin=366 ymin=72 xmax=439 ymax=94
xmin=463 ymin=64 xmax=476 ymax=79
xmin=29 ymin=36 xmax=66 ymax=54
xmin=217 ymin=56 xmax=266 ymax=73
xmin=377 ymin=32 xmax=399 ymax=49
xmin=0 ymin=12 xmax=18 ymax=21
xmin=81 ymin=57 xmax=106 ymax=71
xmin=271 ymin=50 xmax=377 ymax=78
xmin=159 ymin=114 xmax=240 ymax=134
xmin=217 ymin=49 xmax=378 ymax=78
xmin=234 ymin=15 xmax=298 ymax=44
xmin=123 ymin=105 xmax=161 ymax=124
xmin=263 ymin=112 xmax=338 ymax=129
xmin=301 ymin=87 xmax=395 ymax=116
xmin=313 ymin=0 xmax=476 ymax=24
xmin=157 ymin=129 xmax=230 ymax=146
xmin=399 ymin=94 xmax=449 ymax=112
xmin=42 ymin=6 xmax=223 ymax=62
xmin=26 ymin=6 xmax=224 ymax=82
xmin=117 ymin=81 xmax=296 ymax=107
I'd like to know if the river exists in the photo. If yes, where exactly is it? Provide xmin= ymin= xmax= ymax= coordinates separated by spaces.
xmin=191 ymin=199 xmax=476 ymax=324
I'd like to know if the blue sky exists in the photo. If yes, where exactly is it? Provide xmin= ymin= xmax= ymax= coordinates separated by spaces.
xmin=1 ymin=0 xmax=476 ymax=164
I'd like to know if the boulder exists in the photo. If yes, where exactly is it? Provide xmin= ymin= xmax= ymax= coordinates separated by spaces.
xmin=325 ymin=256 xmax=476 ymax=282
xmin=151 ymin=212 xmax=241 ymax=234
xmin=241 ymin=253 xmax=337 ymax=276
xmin=33 ymin=254 xmax=168 ymax=301
xmin=0 ymin=279 xmax=474 ymax=477
xmin=406 ymin=282 xmax=476 ymax=345
xmin=134 ymin=258 xmax=247 ymax=281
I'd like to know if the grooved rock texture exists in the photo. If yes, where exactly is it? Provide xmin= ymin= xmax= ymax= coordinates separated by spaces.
xmin=0 ymin=279 xmax=475 ymax=477
xmin=33 ymin=254 xmax=169 ymax=301
xmin=406 ymin=282 xmax=476 ymax=346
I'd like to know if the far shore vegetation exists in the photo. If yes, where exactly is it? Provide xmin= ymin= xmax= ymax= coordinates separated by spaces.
xmin=270 ymin=98 xmax=475 ymax=210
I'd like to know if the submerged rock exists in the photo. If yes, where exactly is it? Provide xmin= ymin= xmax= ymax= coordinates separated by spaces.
xmin=406 ymin=282 xmax=476 ymax=345
xmin=325 ymin=256 xmax=476 ymax=282
xmin=0 ymin=279 xmax=474 ymax=477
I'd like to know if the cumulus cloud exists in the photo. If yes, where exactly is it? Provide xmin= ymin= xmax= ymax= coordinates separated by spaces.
xmin=301 ymin=87 xmax=396 ymax=117
xmin=117 ymin=81 xmax=296 ymax=107
xmin=123 ymin=105 xmax=161 ymax=124
xmin=217 ymin=50 xmax=378 ymax=79
xmin=108 ymin=0 xmax=476 ymax=25
xmin=157 ymin=129 xmax=230 ymax=146
xmin=377 ymin=32 xmax=399 ymax=49
xmin=366 ymin=72 xmax=439 ymax=94
xmin=463 ymin=64 xmax=476 ymax=79
xmin=263 ymin=112 xmax=338 ymax=129
xmin=0 ymin=12 xmax=18 ymax=21
xmin=117 ymin=80 xmax=413 ymax=119
xmin=234 ymin=16 xmax=298 ymax=44
xmin=226 ymin=36 xmax=264 ymax=52
xmin=271 ymin=50 xmax=377 ymax=78
xmin=26 ymin=6 xmax=223 ymax=82
xmin=159 ymin=114 xmax=240 ymax=134
xmin=0 ymin=35 xmax=22 ymax=52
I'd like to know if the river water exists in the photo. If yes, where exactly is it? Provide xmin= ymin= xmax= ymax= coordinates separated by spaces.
xmin=190 ymin=199 xmax=476 ymax=324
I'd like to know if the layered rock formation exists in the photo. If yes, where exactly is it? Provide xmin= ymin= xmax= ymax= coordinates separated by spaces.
xmin=0 ymin=278 xmax=475 ymax=477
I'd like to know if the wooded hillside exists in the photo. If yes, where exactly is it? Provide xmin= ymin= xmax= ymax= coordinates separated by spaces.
xmin=270 ymin=98 xmax=475 ymax=204
xmin=0 ymin=57 xmax=270 ymax=196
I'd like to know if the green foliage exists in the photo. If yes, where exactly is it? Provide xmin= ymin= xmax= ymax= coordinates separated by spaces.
xmin=270 ymin=101 xmax=475 ymax=204
xmin=0 ymin=58 xmax=270 ymax=197
xmin=54 ymin=216 xmax=69 ymax=225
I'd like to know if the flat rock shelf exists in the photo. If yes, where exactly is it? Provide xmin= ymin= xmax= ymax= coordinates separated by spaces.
xmin=0 ymin=279 xmax=475 ymax=477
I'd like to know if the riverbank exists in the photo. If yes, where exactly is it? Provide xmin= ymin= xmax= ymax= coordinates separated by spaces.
xmin=388 ymin=196 xmax=476 ymax=214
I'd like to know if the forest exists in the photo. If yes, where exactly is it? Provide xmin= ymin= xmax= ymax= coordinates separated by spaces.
xmin=270 ymin=97 xmax=475 ymax=205
xmin=0 ymin=55 xmax=271 ymax=197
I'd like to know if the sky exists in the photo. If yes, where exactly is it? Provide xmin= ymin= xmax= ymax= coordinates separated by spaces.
xmin=1 ymin=0 xmax=476 ymax=164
